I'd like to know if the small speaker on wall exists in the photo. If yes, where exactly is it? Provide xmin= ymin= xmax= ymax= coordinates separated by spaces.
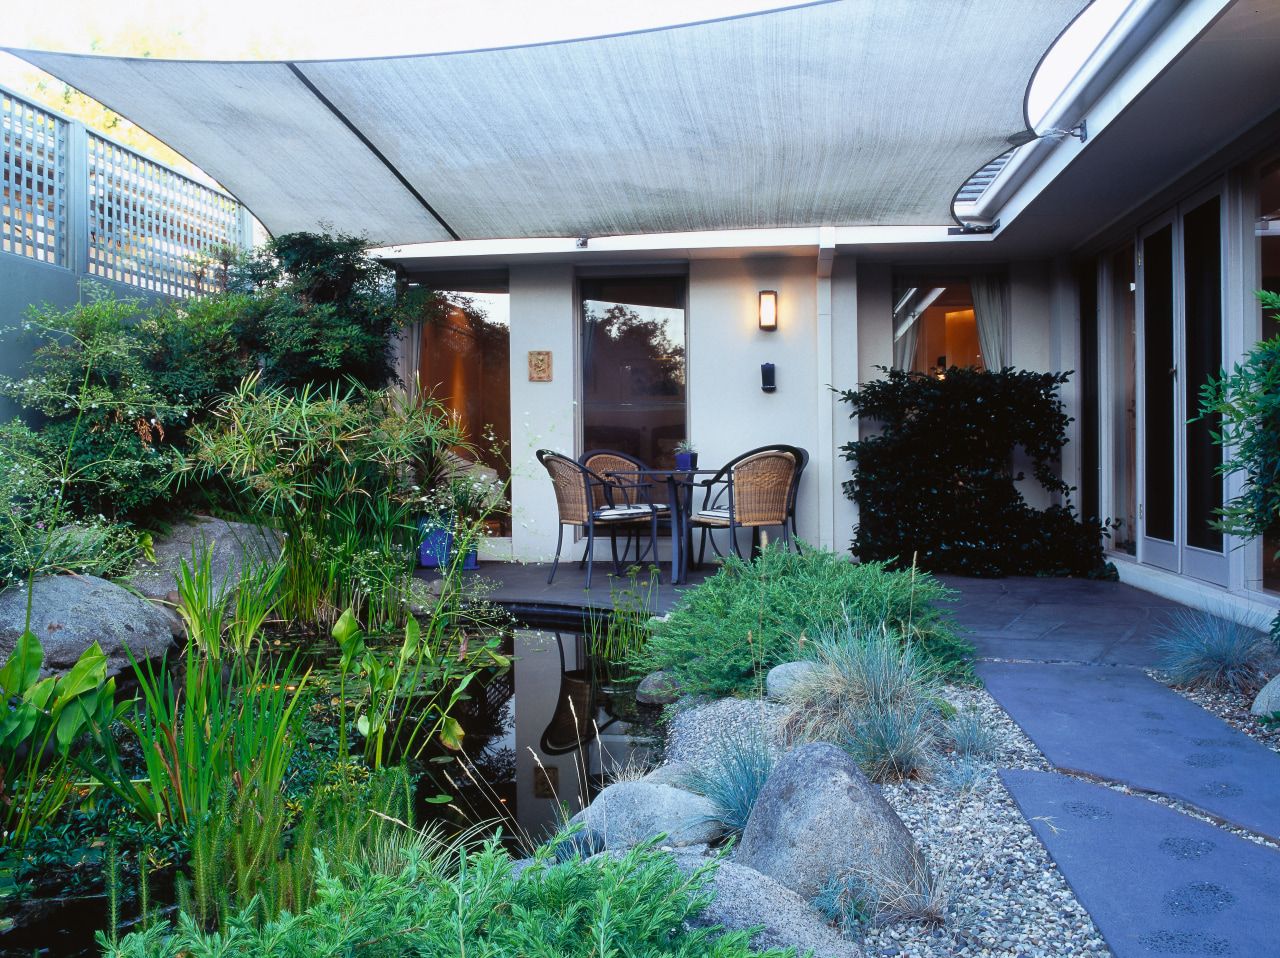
xmin=761 ymin=363 xmax=776 ymax=392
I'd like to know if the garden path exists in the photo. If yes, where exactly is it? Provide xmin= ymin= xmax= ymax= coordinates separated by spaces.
xmin=938 ymin=575 xmax=1280 ymax=958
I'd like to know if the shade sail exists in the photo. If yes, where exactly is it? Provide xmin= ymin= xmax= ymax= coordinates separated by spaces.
xmin=8 ymin=0 xmax=1088 ymax=245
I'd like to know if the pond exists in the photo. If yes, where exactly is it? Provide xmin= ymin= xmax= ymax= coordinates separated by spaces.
xmin=0 ymin=617 xmax=662 ymax=957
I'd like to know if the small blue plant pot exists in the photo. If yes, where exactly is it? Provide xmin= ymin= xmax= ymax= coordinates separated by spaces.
xmin=418 ymin=518 xmax=451 ymax=568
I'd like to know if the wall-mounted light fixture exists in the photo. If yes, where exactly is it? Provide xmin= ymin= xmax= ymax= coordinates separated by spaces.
xmin=761 ymin=363 xmax=776 ymax=392
xmin=758 ymin=290 xmax=778 ymax=331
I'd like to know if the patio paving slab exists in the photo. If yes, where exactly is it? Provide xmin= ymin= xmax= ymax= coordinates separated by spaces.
xmin=1000 ymin=770 xmax=1280 ymax=958
xmin=937 ymin=575 xmax=1184 ymax=668
xmin=979 ymin=662 xmax=1280 ymax=841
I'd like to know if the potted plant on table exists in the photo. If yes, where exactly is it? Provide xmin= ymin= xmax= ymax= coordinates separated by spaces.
xmin=674 ymin=440 xmax=698 ymax=471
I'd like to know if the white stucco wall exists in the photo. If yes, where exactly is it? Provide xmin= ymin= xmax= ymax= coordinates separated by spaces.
xmin=508 ymin=263 xmax=577 ymax=561
xmin=687 ymin=256 xmax=822 ymax=552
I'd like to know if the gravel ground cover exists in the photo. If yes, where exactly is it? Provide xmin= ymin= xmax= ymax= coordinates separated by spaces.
xmin=662 ymin=690 xmax=1113 ymax=958
xmin=1145 ymin=667 xmax=1280 ymax=756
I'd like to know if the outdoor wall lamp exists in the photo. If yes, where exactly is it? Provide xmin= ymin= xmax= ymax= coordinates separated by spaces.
xmin=758 ymin=290 xmax=778 ymax=331
xmin=761 ymin=363 xmax=777 ymax=392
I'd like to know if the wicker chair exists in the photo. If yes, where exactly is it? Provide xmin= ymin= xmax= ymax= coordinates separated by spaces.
xmin=690 ymin=448 xmax=798 ymax=564
xmin=580 ymin=448 xmax=670 ymax=566
xmin=537 ymin=449 xmax=663 ymax=588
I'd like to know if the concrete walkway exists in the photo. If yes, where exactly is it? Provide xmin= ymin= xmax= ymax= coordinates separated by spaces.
xmin=939 ymin=576 xmax=1280 ymax=958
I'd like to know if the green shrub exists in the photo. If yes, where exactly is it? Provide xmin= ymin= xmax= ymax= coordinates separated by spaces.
xmin=947 ymin=707 xmax=1006 ymax=759
xmin=100 ymin=841 xmax=791 ymax=958
xmin=837 ymin=365 xmax=1112 ymax=578
xmin=1152 ymin=607 xmax=1268 ymax=693
xmin=677 ymin=729 xmax=775 ymax=839
xmin=634 ymin=546 xmax=972 ymax=697
xmin=783 ymin=624 xmax=942 ymax=782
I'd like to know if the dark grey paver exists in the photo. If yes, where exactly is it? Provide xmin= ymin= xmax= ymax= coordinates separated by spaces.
xmin=980 ymin=662 xmax=1280 ymax=840
xmin=1001 ymin=770 xmax=1280 ymax=958
xmin=938 ymin=575 xmax=1183 ymax=667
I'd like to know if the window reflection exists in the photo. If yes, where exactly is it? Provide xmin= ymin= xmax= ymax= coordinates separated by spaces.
xmin=581 ymin=277 xmax=687 ymax=468
xmin=1259 ymin=161 xmax=1280 ymax=591
xmin=891 ymin=274 xmax=1005 ymax=373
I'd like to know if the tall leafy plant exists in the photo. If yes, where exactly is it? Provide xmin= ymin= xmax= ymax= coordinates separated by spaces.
xmin=837 ymin=365 xmax=1112 ymax=577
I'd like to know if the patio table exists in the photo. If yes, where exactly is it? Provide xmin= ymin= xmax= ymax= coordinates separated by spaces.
xmin=600 ymin=469 xmax=722 ymax=585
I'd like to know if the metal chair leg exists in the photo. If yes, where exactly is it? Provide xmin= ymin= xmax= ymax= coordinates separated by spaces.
xmin=548 ymin=524 xmax=565 ymax=584
xmin=585 ymin=522 xmax=597 ymax=589
xmin=649 ymin=509 xmax=662 ymax=584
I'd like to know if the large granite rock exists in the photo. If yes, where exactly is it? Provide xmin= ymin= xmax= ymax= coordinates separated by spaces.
xmin=1252 ymin=673 xmax=1280 ymax=716
xmin=125 ymin=518 xmax=280 ymax=600
xmin=568 ymin=781 xmax=720 ymax=848
xmin=673 ymin=852 xmax=863 ymax=958
xmin=737 ymin=741 xmax=928 ymax=902
xmin=766 ymin=660 xmax=816 ymax=700
xmin=0 ymin=575 xmax=175 ymax=674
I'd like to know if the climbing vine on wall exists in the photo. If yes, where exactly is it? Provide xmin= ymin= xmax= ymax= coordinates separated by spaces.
xmin=837 ymin=366 xmax=1114 ymax=578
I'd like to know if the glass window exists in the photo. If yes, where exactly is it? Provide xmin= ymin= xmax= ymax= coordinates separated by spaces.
xmin=418 ymin=290 xmax=512 ymax=536
xmin=1259 ymin=160 xmax=1280 ymax=590
xmin=580 ymin=277 xmax=686 ymax=469
xmin=1108 ymin=244 xmax=1138 ymax=555
xmin=891 ymin=274 xmax=1005 ymax=373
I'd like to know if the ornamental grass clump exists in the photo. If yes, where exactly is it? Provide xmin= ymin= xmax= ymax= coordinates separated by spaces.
xmin=948 ymin=707 xmax=1006 ymax=760
xmin=1152 ymin=607 xmax=1269 ymax=693
xmin=782 ymin=621 xmax=943 ymax=782
xmin=676 ymin=727 xmax=775 ymax=839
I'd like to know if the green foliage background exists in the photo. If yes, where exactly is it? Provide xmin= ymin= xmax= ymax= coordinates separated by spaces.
xmin=837 ymin=366 xmax=1112 ymax=578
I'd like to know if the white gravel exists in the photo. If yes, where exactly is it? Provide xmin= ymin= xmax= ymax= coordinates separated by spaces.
xmin=659 ymin=688 xmax=1113 ymax=958
xmin=1145 ymin=666 xmax=1280 ymax=756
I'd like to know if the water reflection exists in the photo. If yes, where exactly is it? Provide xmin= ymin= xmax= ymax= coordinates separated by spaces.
xmin=428 ymin=627 xmax=659 ymax=846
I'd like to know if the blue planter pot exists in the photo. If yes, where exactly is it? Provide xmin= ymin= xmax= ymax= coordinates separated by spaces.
xmin=675 ymin=452 xmax=699 ymax=470
xmin=418 ymin=518 xmax=480 ymax=569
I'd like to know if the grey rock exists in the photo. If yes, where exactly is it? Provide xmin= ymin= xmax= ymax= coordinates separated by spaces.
xmin=569 ymin=781 xmax=720 ymax=848
xmin=766 ymin=660 xmax=816 ymax=700
xmin=738 ymin=742 xmax=928 ymax=902
xmin=673 ymin=853 xmax=863 ymax=958
xmin=641 ymin=761 xmax=693 ymax=787
xmin=125 ymin=518 xmax=280 ymax=601
xmin=637 ymin=670 xmax=683 ymax=705
xmin=0 ymin=575 xmax=175 ymax=674
xmin=1251 ymin=673 xmax=1280 ymax=716
xmin=665 ymin=698 xmax=786 ymax=767
xmin=509 ymin=858 xmax=536 ymax=881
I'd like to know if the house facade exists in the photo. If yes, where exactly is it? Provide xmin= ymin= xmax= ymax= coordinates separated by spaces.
xmin=11 ymin=0 xmax=1280 ymax=621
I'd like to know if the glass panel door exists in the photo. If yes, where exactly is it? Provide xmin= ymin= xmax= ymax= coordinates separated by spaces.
xmin=580 ymin=277 xmax=687 ymax=469
xmin=1136 ymin=194 xmax=1228 ymax=584
xmin=1139 ymin=219 xmax=1178 ymax=570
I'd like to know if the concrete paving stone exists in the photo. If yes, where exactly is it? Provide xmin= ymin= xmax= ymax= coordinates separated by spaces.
xmin=980 ymin=662 xmax=1280 ymax=840
xmin=1001 ymin=770 xmax=1280 ymax=958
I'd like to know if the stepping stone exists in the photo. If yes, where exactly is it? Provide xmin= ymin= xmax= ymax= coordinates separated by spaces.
xmin=1001 ymin=770 xmax=1280 ymax=958
xmin=979 ymin=662 xmax=1280 ymax=840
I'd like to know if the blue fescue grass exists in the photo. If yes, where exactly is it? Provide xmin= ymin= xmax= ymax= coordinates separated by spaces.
xmin=676 ymin=728 xmax=775 ymax=839
xmin=1153 ymin=607 xmax=1268 ymax=693
xmin=948 ymin=708 xmax=1005 ymax=760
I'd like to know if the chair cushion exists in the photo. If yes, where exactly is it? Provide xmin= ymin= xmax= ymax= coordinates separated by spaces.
xmin=692 ymin=508 xmax=732 ymax=525
xmin=595 ymin=505 xmax=658 ymax=519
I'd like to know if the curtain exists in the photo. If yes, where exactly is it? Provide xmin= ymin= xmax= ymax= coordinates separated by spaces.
xmin=394 ymin=321 xmax=425 ymax=394
xmin=893 ymin=316 xmax=920 ymax=371
xmin=970 ymin=273 xmax=1008 ymax=370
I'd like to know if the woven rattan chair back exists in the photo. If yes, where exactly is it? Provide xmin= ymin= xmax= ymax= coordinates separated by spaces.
xmin=731 ymin=451 xmax=795 ymax=526
xmin=581 ymin=450 xmax=644 ymax=509
xmin=538 ymin=451 xmax=592 ymax=525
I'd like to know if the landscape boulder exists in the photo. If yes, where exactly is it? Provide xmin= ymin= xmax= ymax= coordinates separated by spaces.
xmin=125 ymin=518 xmax=279 ymax=600
xmin=0 ymin=575 xmax=175 ymax=674
xmin=640 ymin=761 xmax=694 ymax=787
xmin=737 ymin=741 xmax=928 ymax=902
xmin=766 ymin=661 xmax=816 ymax=700
xmin=636 ymin=670 xmax=684 ymax=705
xmin=568 ymin=781 xmax=720 ymax=848
xmin=1252 ymin=673 xmax=1280 ymax=717
xmin=672 ymin=852 xmax=863 ymax=958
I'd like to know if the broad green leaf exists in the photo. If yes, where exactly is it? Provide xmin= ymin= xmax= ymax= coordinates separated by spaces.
xmin=0 ymin=630 xmax=44 ymax=697
xmin=356 ymin=714 xmax=370 ymax=738
xmin=439 ymin=717 xmax=464 ymax=751
xmin=486 ymin=649 xmax=512 ymax=669
xmin=55 ymin=642 xmax=107 ymax=701
xmin=423 ymin=794 xmax=452 ymax=804
xmin=333 ymin=609 xmax=365 ymax=673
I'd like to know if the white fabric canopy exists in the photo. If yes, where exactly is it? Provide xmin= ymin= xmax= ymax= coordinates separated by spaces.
xmin=9 ymin=0 xmax=1087 ymax=245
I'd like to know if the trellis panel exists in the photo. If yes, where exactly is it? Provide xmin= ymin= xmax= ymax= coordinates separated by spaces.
xmin=1 ymin=90 xmax=65 ymax=265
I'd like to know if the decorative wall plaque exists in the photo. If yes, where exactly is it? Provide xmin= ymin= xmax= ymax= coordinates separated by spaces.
xmin=528 ymin=350 xmax=553 ymax=381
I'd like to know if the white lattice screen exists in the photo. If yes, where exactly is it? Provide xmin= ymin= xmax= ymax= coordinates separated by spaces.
xmin=1 ymin=90 xmax=65 ymax=265
xmin=87 ymin=134 xmax=241 ymax=296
